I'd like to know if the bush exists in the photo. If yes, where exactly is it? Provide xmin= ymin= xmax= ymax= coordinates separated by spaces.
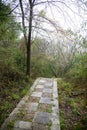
xmin=31 ymin=55 xmax=53 ymax=78
xmin=66 ymin=53 xmax=87 ymax=84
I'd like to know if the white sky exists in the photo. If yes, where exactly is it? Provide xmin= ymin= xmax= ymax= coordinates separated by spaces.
xmin=34 ymin=0 xmax=87 ymax=32
xmin=5 ymin=0 xmax=87 ymax=39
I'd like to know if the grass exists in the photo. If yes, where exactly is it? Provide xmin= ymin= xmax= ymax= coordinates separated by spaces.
xmin=45 ymin=108 xmax=52 ymax=113
xmin=0 ymin=82 xmax=31 ymax=126
xmin=48 ymin=120 xmax=52 ymax=130
xmin=0 ymin=62 xmax=33 ymax=126
xmin=7 ymin=121 xmax=14 ymax=129
xmin=38 ymin=103 xmax=52 ymax=113
xmin=58 ymin=78 xmax=87 ymax=130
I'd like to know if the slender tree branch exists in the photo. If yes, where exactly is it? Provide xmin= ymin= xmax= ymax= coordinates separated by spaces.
xmin=0 ymin=4 xmax=19 ymax=16
xmin=19 ymin=0 xmax=27 ymax=42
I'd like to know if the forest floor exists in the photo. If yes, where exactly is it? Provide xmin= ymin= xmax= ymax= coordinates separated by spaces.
xmin=58 ymin=78 xmax=87 ymax=130
xmin=0 ymin=63 xmax=34 ymax=126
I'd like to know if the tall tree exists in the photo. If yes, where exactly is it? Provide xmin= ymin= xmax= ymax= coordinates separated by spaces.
xmin=19 ymin=0 xmax=63 ymax=76
xmin=18 ymin=0 xmax=86 ymax=76
xmin=19 ymin=0 xmax=33 ymax=75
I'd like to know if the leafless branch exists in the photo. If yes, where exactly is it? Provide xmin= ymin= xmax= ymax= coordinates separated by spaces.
xmin=19 ymin=0 xmax=27 ymax=41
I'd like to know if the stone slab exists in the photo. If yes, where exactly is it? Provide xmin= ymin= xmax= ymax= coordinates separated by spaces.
xmin=52 ymin=106 xmax=58 ymax=114
xmin=51 ymin=124 xmax=60 ymax=130
xmin=25 ymin=102 xmax=38 ymax=112
xmin=14 ymin=128 xmax=31 ymax=130
xmin=33 ymin=112 xmax=50 ymax=124
xmin=45 ymin=86 xmax=52 ymax=89
xmin=31 ymin=92 xmax=42 ymax=97
xmin=45 ymin=82 xmax=53 ymax=87
xmin=32 ymin=123 xmax=48 ymax=130
xmin=36 ymin=85 xmax=44 ymax=89
xmin=46 ymin=79 xmax=52 ymax=82
xmin=14 ymin=121 xmax=32 ymax=129
xmin=43 ymin=88 xmax=52 ymax=93
xmin=51 ymin=113 xmax=59 ymax=125
xmin=53 ymin=99 xmax=58 ymax=106
xmin=53 ymin=92 xmax=58 ymax=99
xmin=39 ymin=80 xmax=46 ymax=84
xmin=40 ymin=97 xmax=53 ymax=104
xmin=14 ymin=128 xmax=22 ymax=130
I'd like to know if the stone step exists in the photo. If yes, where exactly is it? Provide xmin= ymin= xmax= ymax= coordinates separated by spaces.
xmin=1 ymin=78 xmax=60 ymax=130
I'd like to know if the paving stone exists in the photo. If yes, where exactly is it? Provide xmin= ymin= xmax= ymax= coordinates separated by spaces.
xmin=31 ymin=92 xmax=42 ymax=97
xmin=40 ymin=97 xmax=53 ymax=104
xmin=45 ymin=82 xmax=53 ymax=87
xmin=51 ymin=124 xmax=60 ymax=130
xmin=53 ymin=85 xmax=58 ymax=99
xmin=53 ymin=99 xmax=58 ymax=106
xmin=39 ymin=80 xmax=46 ymax=84
xmin=38 ymin=104 xmax=52 ymax=112
xmin=23 ymin=112 xmax=35 ymax=121
xmin=14 ymin=121 xmax=32 ymax=130
xmin=32 ymin=123 xmax=48 ymax=130
xmin=35 ymin=88 xmax=43 ymax=92
xmin=14 ymin=128 xmax=22 ymax=130
xmin=44 ymin=86 xmax=52 ymax=89
xmin=14 ymin=128 xmax=31 ymax=130
xmin=29 ymin=97 xmax=40 ymax=102
xmin=36 ymin=85 xmax=44 ymax=89
xmin=52 ymin=106 xmax=58 ymax=113
xmin=17 ymin=100 xmax=25 ymax=108
xmin=46 ymin=78 xmax=52 ymax=81
xmin=45 ymin=85 xmax=52 ymax=89
xmin=43 ymin=88 xmax=52 ymax=93
xmin=33 ymin=112 xmax=51 ymax=124
xmin=51 ymin=113 xmax=59 ymax=125
xmin=25 ymin=102 xmax=38 ymax=112
xmin=42 ymin=93 xmax=52 ymax=98
xmin=53 ymin=91 xmax=58 ymax=99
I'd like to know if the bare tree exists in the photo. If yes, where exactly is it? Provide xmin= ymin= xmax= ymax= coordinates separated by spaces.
xmin=19 ymin=0 xmax=64 ymax=76
xmin=15 ymin=0 xmax=87 ymax=76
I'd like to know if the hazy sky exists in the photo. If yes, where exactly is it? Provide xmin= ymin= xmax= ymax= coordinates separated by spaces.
xmin=5 ymin=0 xmax=87 ymax=39
xmin=4 ymin=0 xmax=87 ymax=31
xmin=35 ymin=0 xmax=87 ymax=31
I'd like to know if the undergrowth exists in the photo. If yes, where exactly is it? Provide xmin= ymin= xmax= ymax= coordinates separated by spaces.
xmin=0 ymin=46 xmax=33 ymax=126
xmin=58 ymin=78 xmax=87 ymax=130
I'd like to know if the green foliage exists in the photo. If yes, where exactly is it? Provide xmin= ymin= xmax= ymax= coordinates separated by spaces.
xmin=7 ymin=121 xmax=14 ymax=129
xmin=0 ymin=1 xmax=11 ymax=22
xmin=60 ymin=111 xmax=66 ymax=130
xmin=0 ymin=1 xmax=20 ymax=46
xmin=45 ymin=108 xmax=52 ymax=113
xmin=11 ymin=48 xmax=26 ymax=72
xmin=0 ymin=101 xmax=13 ymax=111
xmin=31 ymin=55 xmax=53 ymax=78
xmin=12 ymin=94 xmax=20 ymax=100
xmin=20 ymin=85 xmax=29 ymax=97
xmin=58 ymin=78 xmax=87 ymax=130
xmin=66 ymin=53 xmax=87 ymax=83
xmin=0 ymin=46 xmax=32 ymax=126
xmin=0 ymin=46 xmax=26 ymax=73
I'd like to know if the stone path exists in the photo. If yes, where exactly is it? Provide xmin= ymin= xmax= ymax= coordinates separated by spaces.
xmin=1 ymin=78 xmax=60 ymax=130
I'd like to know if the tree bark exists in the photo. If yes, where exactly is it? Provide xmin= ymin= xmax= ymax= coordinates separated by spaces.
xmin=26 ymin=3 xmax=33 ymax=76
xmin=19 ymin=0 xmax=27 ymax=42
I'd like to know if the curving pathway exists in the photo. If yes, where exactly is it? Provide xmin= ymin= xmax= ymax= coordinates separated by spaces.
xmin=1 ymin=78 xmax=60 ymax=130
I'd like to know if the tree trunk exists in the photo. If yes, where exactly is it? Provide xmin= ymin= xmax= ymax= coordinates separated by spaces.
xmin=26 ymin=5 xmax=33 ymax=76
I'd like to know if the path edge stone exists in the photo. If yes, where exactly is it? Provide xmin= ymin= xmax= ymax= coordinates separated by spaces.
xmin=51 ymin=78 xmax=60 ymax=130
